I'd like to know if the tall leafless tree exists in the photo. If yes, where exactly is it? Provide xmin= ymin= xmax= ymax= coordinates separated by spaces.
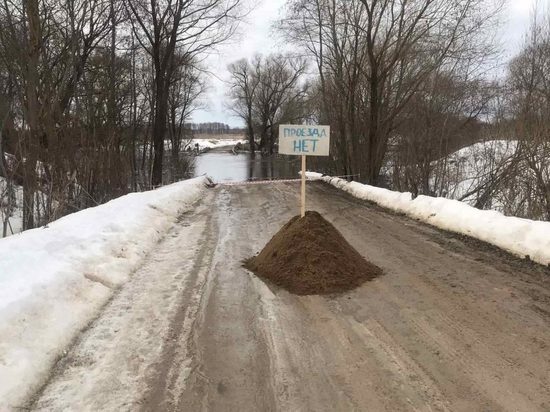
xmin=227 ymin=53 xmax=309 ymax=154
xmin=283 ymin=0 xmax=503 ymax=184
xmin=227 ymin=57 xmax=260 ymax=152
xmin=127 ymin=0 xmax=241 ymax=186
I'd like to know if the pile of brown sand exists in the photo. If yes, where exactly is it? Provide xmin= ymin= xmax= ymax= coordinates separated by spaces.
xmin=245 ymin=211 xmax=382 ymax=295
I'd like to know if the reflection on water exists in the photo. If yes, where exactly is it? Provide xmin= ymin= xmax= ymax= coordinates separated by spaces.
xmin=192 ymin=151 xmax=301 ymax=183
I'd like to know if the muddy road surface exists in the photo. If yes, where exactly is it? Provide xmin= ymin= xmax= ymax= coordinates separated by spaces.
xmin=29 ymin=182 xmax=550 ymax=411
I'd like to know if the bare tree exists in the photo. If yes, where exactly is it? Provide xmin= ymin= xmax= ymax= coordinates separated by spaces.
xmin=0 ymin=0 xmax=114 ymax=228
xmin=227 ymin=57 xmax=260 ymax=152
xmin=227 ymin=53 xmax=309 ymax=154
xmin=127 ymin=0 xmax=242 ymax=186
xmin=254 ymin=54 xmax=309 ymax=154
xmin=0 ymin=0 xmax=235 ymax=235
xmin=0 ymin=70 xmax=16 ymax=237
xmin=283 ymin=0 xmax=503 ymax=184
xmin=167 ymin=53 xmax=205 ymax=161
xmin=391 ymin=70 xmax=497 ymax=197
xmin=501 ymin=8 xmax=550 ymax=219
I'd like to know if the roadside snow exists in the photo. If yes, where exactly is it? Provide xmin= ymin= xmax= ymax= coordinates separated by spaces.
xmin=307 ymin=172 xmax=550 ymax=266
xmin=0 ymin=176 xmax=209 ymax=409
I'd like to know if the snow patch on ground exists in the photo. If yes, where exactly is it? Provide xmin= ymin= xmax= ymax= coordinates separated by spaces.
xmin=307 ymin=172 xmax=550 ymax=266
xmin=0 ymin=176 xmax=209 ymax=409
xmin=185 ymin=138 xmax=246 ymax=150
xmin=444 ymin=140 xmax=517 ymax=201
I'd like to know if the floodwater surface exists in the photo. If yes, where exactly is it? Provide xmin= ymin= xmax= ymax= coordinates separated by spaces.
xmin=192 ymin=151 xmax=301 ymax=182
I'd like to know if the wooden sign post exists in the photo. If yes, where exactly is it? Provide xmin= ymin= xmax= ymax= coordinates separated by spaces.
xmin=301 ymin=154 xmax=306 ymax=217
xmin=278 ymin=125 xmax=331 ymax=217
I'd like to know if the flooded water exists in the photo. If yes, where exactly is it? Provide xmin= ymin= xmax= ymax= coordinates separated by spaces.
xmin=192 ymin=150 xmax=301 ymax=183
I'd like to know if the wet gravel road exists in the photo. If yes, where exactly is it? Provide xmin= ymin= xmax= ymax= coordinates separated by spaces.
xmin=29 ymin=181 xmax=550 ymax=411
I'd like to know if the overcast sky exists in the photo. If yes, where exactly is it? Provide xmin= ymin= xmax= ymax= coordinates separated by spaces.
xmin=192 ymin=0 xmax=543 ymax=127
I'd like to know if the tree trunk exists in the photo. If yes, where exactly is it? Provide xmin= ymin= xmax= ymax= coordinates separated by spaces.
xmin=366 ymin=68 xmax=381 ymax=185
xmin=22 ymin=0 xmax=41 ymax=229
xmin=247 ymin=107 xmax=255 ymax=153
xmin=151 ymin=73 xmax=167 ymax=187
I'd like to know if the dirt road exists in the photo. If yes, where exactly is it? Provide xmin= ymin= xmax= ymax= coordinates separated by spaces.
xmin=29 ymin=182 xmax=550 ymax=411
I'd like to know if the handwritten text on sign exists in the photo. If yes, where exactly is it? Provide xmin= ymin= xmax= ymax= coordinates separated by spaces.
xmin=278 ymin=125 xmax=330 ymax=156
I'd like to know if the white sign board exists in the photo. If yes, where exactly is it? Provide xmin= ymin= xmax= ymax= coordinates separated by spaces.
xmin=278 ymin=124 xmax=330 ymax=156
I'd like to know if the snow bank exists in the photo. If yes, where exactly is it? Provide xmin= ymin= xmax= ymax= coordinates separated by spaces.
xmin=307 ymin=173 xmax=550 ymax=266
xmin=0 ymin=176 xmax=209 ymax=409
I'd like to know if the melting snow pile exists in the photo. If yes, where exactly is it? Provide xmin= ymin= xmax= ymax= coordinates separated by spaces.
xmin=0 ymin=176 xmax=209 ymax=409
xmin=245 ymin=211 xmax=382 ymax=295
xmin=307 ymin=172 xmax=550 ymax=266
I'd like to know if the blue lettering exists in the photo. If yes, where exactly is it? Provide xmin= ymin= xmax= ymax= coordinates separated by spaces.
xmin=308 ymin=128 xmax=319 ymax=137
xmin=292 ymin=139 xmax=319 ymax=153
xmin=283 ymin=127 xmax=327 ymax=140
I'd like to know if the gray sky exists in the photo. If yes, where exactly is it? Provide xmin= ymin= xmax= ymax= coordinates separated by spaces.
xmin=192 ymin=0 xmax=542 ymax=127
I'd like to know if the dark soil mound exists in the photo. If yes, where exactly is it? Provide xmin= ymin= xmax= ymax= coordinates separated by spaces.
xmin=245 ymin=211 xmax=382 ymax=295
